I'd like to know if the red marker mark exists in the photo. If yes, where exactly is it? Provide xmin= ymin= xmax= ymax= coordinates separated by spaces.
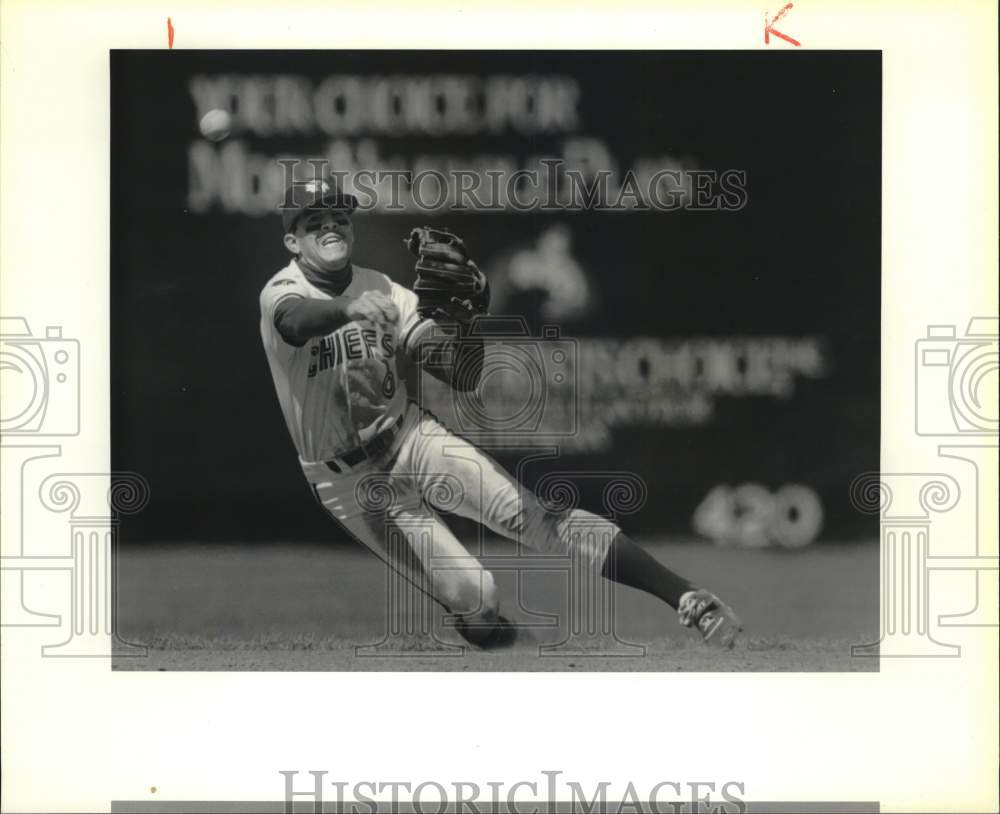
xmin=167 ymin=17 xmax=175 ymax=49
xmin=764 ymin=3 xmax=800 ymax=47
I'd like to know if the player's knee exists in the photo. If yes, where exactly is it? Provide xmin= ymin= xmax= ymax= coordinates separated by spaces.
xmin=440 ymin=569 xmax=498 ymax=618
xmin=471 ymin=569 xmax=499 ymax=617
xmin=520 ymin=499 xmax=622 ymax=566
xmin=482 ymin=569 xmax=498 ymax=612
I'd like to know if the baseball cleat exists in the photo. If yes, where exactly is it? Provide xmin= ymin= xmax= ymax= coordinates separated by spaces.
xmin=454 ymin=614 xmax=518 ymax=650
xmin=678 ymin=589 xmax=742 ymax=648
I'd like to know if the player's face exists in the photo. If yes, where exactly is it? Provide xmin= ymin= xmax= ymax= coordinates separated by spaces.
xmin=285 ymin=209 xmax=355 ymax=271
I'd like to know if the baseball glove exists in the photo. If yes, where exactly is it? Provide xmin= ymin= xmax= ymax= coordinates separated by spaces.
xmin=405 ymin=227 xmax=490 ymax=323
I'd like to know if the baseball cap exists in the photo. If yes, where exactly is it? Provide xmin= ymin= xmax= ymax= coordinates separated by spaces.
xmin=280 ymin=173 xmax=358 ymax=233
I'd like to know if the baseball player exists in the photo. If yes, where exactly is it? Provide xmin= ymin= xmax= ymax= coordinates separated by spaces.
xmin=260 ymin=173 xmax=742 ymax=649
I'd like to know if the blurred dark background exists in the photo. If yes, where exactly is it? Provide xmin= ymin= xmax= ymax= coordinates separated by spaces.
xmin=111 ymin=51 xmax=880 ymax=546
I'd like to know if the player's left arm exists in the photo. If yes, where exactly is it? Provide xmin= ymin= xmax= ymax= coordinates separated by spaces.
xmin=393 ymin=282 xmax=484 ymax=393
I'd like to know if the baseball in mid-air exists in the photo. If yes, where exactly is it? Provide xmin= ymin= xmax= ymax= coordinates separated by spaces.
xmin=199 ymin=109 xmax=232 ymax=142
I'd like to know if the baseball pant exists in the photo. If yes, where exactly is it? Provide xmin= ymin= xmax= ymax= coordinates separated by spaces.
xmin=299 ymin=402 xmax=619 ymax=621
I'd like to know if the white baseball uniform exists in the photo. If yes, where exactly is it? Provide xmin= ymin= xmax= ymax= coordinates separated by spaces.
xmin=260 ymin=258 xmax=618 ymax=619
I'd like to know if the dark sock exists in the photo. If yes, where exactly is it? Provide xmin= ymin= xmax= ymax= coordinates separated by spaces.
xmin=600 ymin=532 xmax=695 ymax=609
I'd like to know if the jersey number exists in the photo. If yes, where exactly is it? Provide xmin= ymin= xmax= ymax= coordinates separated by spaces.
xmin=380 ymin=360 xmax=396 ymax=399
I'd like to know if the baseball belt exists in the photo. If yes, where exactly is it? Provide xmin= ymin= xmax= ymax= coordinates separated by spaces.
xmin=324 ymin=413 xmax=405 ymax=473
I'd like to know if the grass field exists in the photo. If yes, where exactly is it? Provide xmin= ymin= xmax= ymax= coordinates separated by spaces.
xmin=113 ymin=539 xmax=879 ymax=672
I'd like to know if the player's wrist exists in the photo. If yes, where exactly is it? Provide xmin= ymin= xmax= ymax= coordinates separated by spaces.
xmin=401 ymin=316 xmax=437 ymax=360
xmin=328 ymin=296 xmax=356 ymax=322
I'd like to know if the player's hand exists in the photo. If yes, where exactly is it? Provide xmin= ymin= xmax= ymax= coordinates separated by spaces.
xmin=344 ymin=291 xmax=398 ymax=331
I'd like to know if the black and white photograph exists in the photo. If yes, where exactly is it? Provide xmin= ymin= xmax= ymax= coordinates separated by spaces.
xmin=111 ymin=50 xmax=881 ymax=672
xmin=3 ymin=1 xmax=998 ymax=811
